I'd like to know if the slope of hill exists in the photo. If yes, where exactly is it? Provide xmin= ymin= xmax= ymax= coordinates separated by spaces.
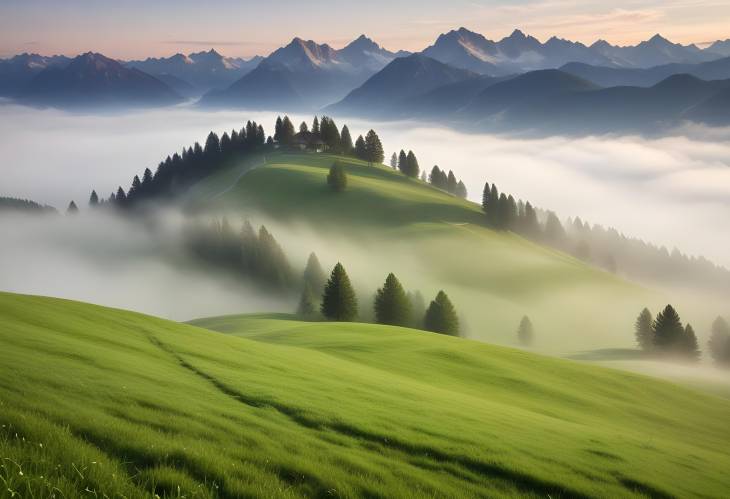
xmin=187 ymin=152 xmax=656 ymax=351
xmin=18 ymin=52 xmax=182 ymax=108
xmin=2 ymin=291 xmax=730 ymax=498
xmin=328 ymin=54 xmax=477 ymax=116
xmin=127 ymin=49 xmax=262 ymax=95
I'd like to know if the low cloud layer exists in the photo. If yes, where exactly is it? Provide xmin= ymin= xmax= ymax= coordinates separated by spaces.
xmin=1 ymin=103 xmax=729 ymax=267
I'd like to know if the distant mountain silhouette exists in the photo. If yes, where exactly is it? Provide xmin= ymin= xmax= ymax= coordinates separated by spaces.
xmin=561 ymin=56 xmax=730 ymax=87
xmin=19 ymin=52 xmax=182 ymax=108
xmin=707 ymin=39 xmax=730 ymax=57
xmin=420 ymin=29 xmax=722 ymax=76
xmin=328 ymin=54 xmax=476 ymax=116
xmin=0 ymin=53 xmax=70 ymax=97
xmin=590 ymin=34 xmax=718 ymax=67
xmin=127 ymin=49 xmax=261 ymax=95
xmin=200 ymin=35 xmax=406 ymax=110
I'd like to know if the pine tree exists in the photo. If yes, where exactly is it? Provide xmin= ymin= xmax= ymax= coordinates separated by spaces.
xmin=115 ymin=186 xmax=127 ymax=207
xmin=522 ymin=202 xmax=540 ymax=239
xmin=447 ymin=170 xmax=457 ymax=194
xmin=683 ymin=324 xmax=701 ymax=362
xmin=398 ymin=150 xmax=407 ymax=173
xmin=364 ymin=130 xmax=384 ymax=165
xmin=66 ymin=201 xmax=79 ymax=215
xmin=424 ymin=291 xmax=459 ymax=336
xmin=281 ymin=116 xmax=296 ymax=145
xmin=517 ymin=315 xmax=534 ymax=346
xmin=89 ymin=190 xmax=99 ymax=207
xmin=486 ymin=184 xmax=499 ymax=226
xmin=355 ymin=135 xmax=366 ymax=160
xmin=303 ymin=252 xmax=327 ymax=297
xmin=653 ymin=304 xmax=685 ymax=353
xmin=634 ymin=308 xmax=654 ymax=351
xmin=327 ymin=161 xmax=347 ymax=192
xmin=482 ymin=182 xmax=490 ymax=213
xmin=374 ymin=273 xmax=411 ymax=326
xmin=300 ymin=121 xmax=309 ymax=134
xmin=204 ymin=131 xmax=221 ymax=159
xmin=390 ymin=152 xmax=398 ymax=169
xmin=274 ymin=116 xmax=283 ymax=142
xmin=340 ymin=125 xmax=354 ymax=155
xmin=405 ymin=150 xmax=419 ymax=178
xmin=708 ymin=316 xmax=730 ymax=367
xmin=544 ymin=211 xmax=566 ymax=245
xmin=456 ymin=181 xmax=467 ymax=199
xmin=312 ymin=116 xmax=320 ymax=137
xmin=321 ymin=263 xmax=358 ymax=321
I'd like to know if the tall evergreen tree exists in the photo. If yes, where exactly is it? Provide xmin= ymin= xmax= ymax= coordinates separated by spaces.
xmin=405 ymin=150 xmax=419 ymax=178
xmin=89 ymin=190 xmax=99 ymax=207
xmin=340 ymin=125 xmax=354 ymax=155
xmin=544 ymin=211 xmax=566 ymax=245
xmin=424 ymin=291 xmax=459 ymax=336
xmin=397 ymin=150 xmax=407 ymax=173
xmin=321 ymin=263 xmax=358 ymax=321
xmin=115 ymin=186 xmax=127 ymax=207
xmin=447 ymin=170 xmax=457 ymax=194
xmin=204 ymin=131 xmax=221 ymax=160
xmin=274 ymin=116 xmax=283 ymax=142
xmin=299 ymin=121 xmax=309 ymax=134
xmin=303 ymin=252 xmax=327 ymax=297
xmin=482 ymin=182 xmax=491 ymax=213
xmin=327 ymin=161 xmax=347 ymax=192
xmin=374 ymin=273 xmax=411 ymax=327
xmin=390 ymin=152 xmax=398 ymax=169
xmin=312 ymin=116 xmax=320 ymax=137
xmin=517 ymin=315 xmax=534 ymax=346
xmin=281 ymin=116 xmax=296 ymax=145
xmin=708 ymin=316 xmax=730 ymax=367
xmin=522 ymin=202 xmax=540 ymax=239
xmin=634 ymin=308 xmax=654 ymax=351
xmin=455 ymin=181 xmax=467 ymax=199
xmin=355 ymin=135 xmax=366 ymax=160
xmin=653 ymin=304 xmax=685 ymax=353
xmin=66 ymin=201 xmax=79 ymax=215
xmin=364 ymin=129 xmax=384 ymax=165
xmin=683 ymin=324 xmax=701 ymax=361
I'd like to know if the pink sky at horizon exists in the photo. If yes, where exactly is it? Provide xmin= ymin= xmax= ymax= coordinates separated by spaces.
xmin=1 ymin=0 xmax=729 ymax=59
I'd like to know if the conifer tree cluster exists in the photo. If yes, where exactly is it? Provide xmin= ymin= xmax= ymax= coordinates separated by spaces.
xmin=396 ymin=149 xmax=419 ymax=177
xmin=353 ymin=130 xmax=384 ymax=165
xmin=424 ymin=290 xmax=459 ymax=336
xmin=184 ymin=218 xmax=294 ymax=292
xmin=104 ymin=120 xmax=266 ymax=210
xmin=429 ymin=165 xmax=467 ymax=198
xmin=633 ymin=305 xmax=700 ymax=361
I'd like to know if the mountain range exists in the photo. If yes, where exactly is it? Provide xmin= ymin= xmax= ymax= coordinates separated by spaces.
xmin=329 ymin=55 xmax=730 ymax=132
xmin=3 ymin=28 xmax=730 ymax=125
xmin=200 ymin=35 xmax=408 ymax=110
xmin=16 ymin=52 xmax=182 ymax=108
xmin=126 ymin=49 xmax=262 ymax=96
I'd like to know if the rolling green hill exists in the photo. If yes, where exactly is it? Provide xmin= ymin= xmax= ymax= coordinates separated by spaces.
xmin=2 ymin=292 xmax=730 ymax=498
xmin=188 ymin=152 xmax=658 ymax=353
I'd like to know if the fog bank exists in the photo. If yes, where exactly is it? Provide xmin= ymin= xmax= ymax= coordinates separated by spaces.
xmin=1 ymin=103 xmax=729 ymax=267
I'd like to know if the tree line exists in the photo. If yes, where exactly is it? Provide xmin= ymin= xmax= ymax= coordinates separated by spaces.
xmin=634 ymin=305 xmax=700 ymax=361
xmin=296 ymin=255 xmax=459 ymax=336
xmin=387 ymin=150 xmax=468 ymax=199
xmin=183 ymin=218 xmax=295 ymax=293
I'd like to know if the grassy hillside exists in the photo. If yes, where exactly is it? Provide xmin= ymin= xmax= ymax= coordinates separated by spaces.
xmin=2 ymin=292 xmax=730 ymax=498
xmin=188 ymin=152 xmax=657 ymax=353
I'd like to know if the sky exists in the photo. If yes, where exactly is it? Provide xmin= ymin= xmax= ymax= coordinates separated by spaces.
xmin=1 ymin=0 xmax=729 ymax=59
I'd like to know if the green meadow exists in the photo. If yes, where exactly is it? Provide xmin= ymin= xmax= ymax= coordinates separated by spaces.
xmin=191 ymin=152 xmax=660 ymax=353
xmin=2 ymin=292 xmax=730 ymax=498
